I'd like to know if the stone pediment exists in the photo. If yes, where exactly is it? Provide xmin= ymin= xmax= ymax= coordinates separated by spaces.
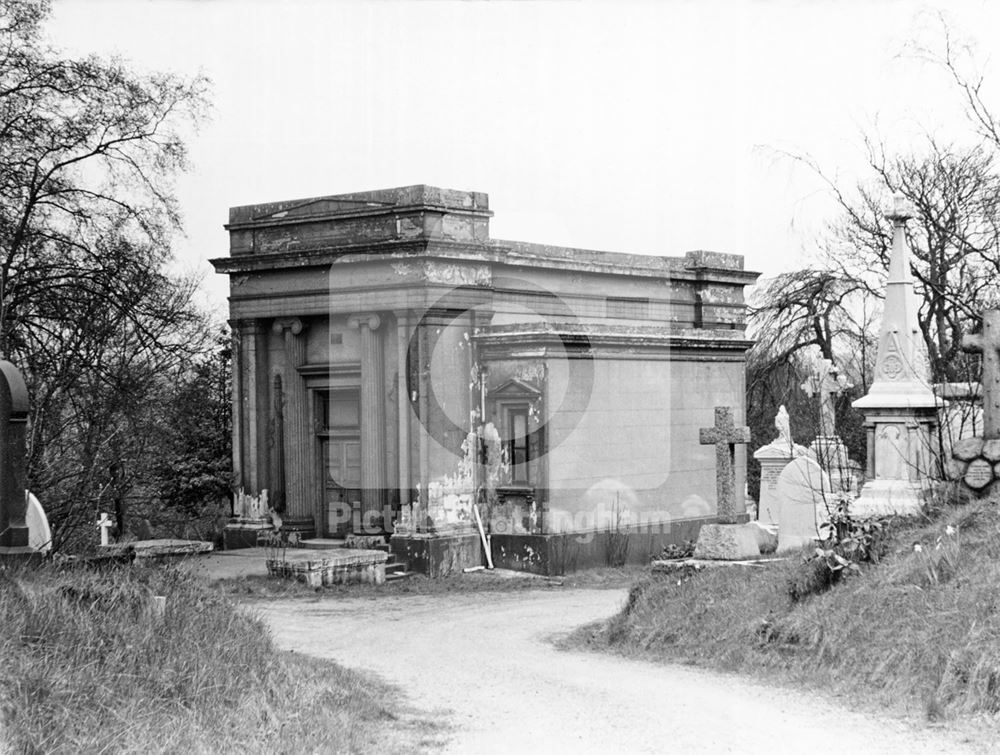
xmin=489 ymin=378 xmax=541 ymax=398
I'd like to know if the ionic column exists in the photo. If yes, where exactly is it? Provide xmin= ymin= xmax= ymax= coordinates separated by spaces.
xmin=349 ymin=313 xmax=386 ymax=533
xmin=272 ymin=318 xmax=310 ymax=520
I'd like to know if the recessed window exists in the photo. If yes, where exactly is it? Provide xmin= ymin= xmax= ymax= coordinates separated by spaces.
xmin=504 ymin=405 xmax=531 ymax=485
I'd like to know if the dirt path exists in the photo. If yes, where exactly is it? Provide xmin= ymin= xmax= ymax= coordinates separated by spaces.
xmin=253 ymin=589 xmax=980 ymax=754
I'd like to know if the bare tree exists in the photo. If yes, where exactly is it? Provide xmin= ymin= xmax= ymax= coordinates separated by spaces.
xmin=0 ymin=1 xmax=218 ymax=548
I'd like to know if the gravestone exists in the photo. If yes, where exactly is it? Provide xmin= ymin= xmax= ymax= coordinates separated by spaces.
xmin=0 ymin=360 xmax=30 ymax=553
xmin=694 ymin=406 xmax=759 ymax=560
xmin=25 ymin=492 xmax=51 ymax=553
xmin=802 ymin=359 xmax=856 ymax=492
xmin=753 ymin=405 xmax=808 ymax=525
xmin=698 ymin=406 xmax=751 ymax=524
xmin=776 ymin=456 xmax=831 ymax=553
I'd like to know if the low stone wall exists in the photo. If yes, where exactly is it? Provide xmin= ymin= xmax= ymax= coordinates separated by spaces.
xmin=266 ymin=548 xmax=388 ymax=587
xmin=490 ymin=516 xmax=723 ymax=576
xmin=948 ymin=437 xmax=1000 ymax=494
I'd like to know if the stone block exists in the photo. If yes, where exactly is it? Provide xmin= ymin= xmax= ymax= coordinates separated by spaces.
xmin=945 ymin=458 xmax=968 ymax=481
xmin=952 ymin=437 xmax=985 ymax=462
xmin=983 ymin=439 xmax=1000 ymax=462
xmin=693 ymin=524 xmax=760 ymax=561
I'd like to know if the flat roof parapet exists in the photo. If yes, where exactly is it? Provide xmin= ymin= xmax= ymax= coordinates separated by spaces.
xmin=228 ymin=184 xmax=490 ymax=226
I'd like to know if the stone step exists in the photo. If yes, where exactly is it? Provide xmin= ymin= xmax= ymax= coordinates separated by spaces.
xmin=385 ymin=570 xmax=415 ymax=582
xmin=385 ymin=560 xmax=408 ymax=574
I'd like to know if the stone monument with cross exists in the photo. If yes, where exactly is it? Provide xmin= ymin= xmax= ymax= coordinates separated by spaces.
xmin=693 ymin=406 xmax=761 ymax=560
xmin=852 ymin=195 xmax=939 ymax=516
xmin=942 ymin=310 xmax=1000 ymax=494
xmin=801 ymin=358 xmax=857 ymax=493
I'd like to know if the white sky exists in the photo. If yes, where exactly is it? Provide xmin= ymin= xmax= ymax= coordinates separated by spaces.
xmin=44 ymin=0 xmax=1000 ymax=316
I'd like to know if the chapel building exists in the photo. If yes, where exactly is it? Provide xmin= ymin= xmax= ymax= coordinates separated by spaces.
xmin=211 ymin=185 xmax=758 ymax=575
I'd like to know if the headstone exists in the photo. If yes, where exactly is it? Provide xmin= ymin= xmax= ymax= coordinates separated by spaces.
xmin=25 ymin=492 xmax=51 ymax=553
xmin=98 ymin=512 xmax=113 ymax=546
xmin=776 ymin=456 xmax=831 ymax=553
xmin=0 ymin=360 xmax=30 ymax=552
xmin=753 ymin=405 xmax=808 ymax=525
xmin=698 ymin=406 xmax=751 ymax=524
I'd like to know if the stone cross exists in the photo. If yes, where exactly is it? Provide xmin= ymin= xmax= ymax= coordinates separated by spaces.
xmin=0 ymin=360 xmax=29 ymax=550
xmin=801 ymin=359 xmax=851 ymax=437
xmin=98 ymin=512 xmax=113 ymax=546
xmin=962 ymin=310 xmax=1000 ymax=439
xmin=699 ymin=406 xmax=751 ymax=524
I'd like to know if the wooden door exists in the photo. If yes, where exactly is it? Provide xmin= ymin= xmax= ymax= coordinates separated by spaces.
xmin=324 ymin=438 xmax=361 ymax=536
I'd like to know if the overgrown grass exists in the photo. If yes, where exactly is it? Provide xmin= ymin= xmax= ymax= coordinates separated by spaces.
xmin=566 ymin=496 xmax=1000 ymax=724
xmin=0 ymin=563 xmax=440 ymax=753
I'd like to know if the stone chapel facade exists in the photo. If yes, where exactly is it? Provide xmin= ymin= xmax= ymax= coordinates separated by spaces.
xmin=212 ymin=185 xmax=758 ymax=575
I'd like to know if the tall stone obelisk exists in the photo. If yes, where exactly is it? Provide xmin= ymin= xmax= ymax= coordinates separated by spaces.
xmin=852 ymin=195 xmax=939 ymax=515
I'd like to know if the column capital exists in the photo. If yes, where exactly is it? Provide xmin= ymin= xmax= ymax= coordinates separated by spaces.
xmin=233 ymin=318 xmax=265 ymax=335
xmin=272 ymin=317 xmax=305 ymax=336
xmin=348 ymin=313 xmax=382 ymax=331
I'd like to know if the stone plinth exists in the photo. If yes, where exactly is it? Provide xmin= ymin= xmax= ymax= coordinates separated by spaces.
xmin=693 ymin=523 xmax=760 ymax=561
xmin=390 ymin=531 xmax=482 ymax=578
xmin=753 ymin=440 xmax=807 ymax=526
xmin=223 ymin=520 xmax=273 ymax=550
xmin=267 ymin=548 xmax=388 ymax=587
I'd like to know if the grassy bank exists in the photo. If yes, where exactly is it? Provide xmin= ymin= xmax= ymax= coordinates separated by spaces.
xmin=0 ymin=563 xmax=439 ymax=753
xmin=566 ymin=496 xmax=1000 ymax=724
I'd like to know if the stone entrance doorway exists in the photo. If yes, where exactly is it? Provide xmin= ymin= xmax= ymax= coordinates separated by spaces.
xmin=319 ymin=389 xmax=361 ymax=537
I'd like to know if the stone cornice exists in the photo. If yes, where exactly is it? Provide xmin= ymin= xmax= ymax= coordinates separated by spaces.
xmin=474 ymin=323 xmax=753 ymax=354
xmin=211 ymin=240 xmax=760 ymax=286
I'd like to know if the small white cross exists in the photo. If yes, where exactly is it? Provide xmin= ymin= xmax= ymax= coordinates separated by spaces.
xmin=98 ymin=512 xmax=113 ymax=546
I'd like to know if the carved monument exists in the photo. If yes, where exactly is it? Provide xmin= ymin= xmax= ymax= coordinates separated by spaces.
xmin=852 ymin=196 xmax=939 ymax=515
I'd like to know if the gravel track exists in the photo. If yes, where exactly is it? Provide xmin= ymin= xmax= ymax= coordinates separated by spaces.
xmin=253 ymin=588 xmax=982 ymax=754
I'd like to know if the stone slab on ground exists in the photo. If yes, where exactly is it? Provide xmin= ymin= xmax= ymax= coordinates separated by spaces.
xmin=103 ymin=539 xmax=214 ymax=559
xmin=693 ymin=523 xmax=760 ymax=560
xmin=651 ymin=557 xmax=785 ymax=574
xmin=267 ymin=547 xmax=388 ymax=587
